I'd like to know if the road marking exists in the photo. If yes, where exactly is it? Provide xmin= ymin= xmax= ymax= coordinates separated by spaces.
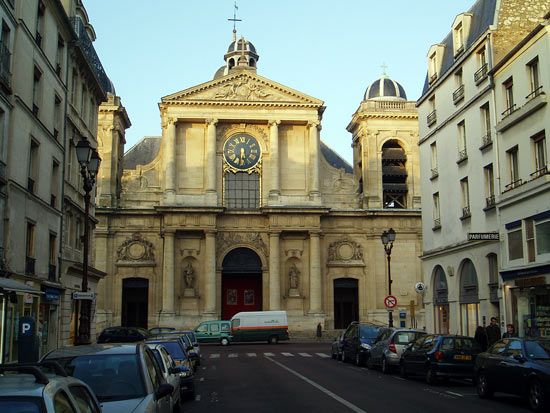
xmin=266 ymin=356 xmax=368 ymax=413
xmin=393 ymin=377 xmax=406 ymax=381
xmin=281 ymin=352 xmax=294 ymax=357
xmin=228 ymin=353 xmax=238 ymax=358
xmin=445 ymin=391 xmax=463 ymax=397
xmin=298 ymin=353 xmax=312 ymax=357
xmin=246 ymin=353 xmax=257 ymax=357
xmin=210 ymin=354 xmax=220 ymax=359
xmin=264 ymin=352 xmax=275 ymax=357
xmin=195 ymin=394 xmax=201 ymax=401
xmin=316 ymin=353 xmax=330 ymax=358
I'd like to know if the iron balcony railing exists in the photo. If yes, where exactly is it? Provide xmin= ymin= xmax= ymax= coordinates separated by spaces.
xmin=454 ymin=44 xmax=465 ymax=57
xmin=504 ymin=178 xmax=523 ymax=192
xmin=461 ymin=206 xmax=471 ymax=219
xmin=530 ymin=165 xmax=548 ymax=180
xmin=479 ymin=132 xmax=492 ymax=150
xmin=0 ymin=41 xmax=11 ymax=90
xmin=453 ymin=84 xmax=465 ymax=103
xmin=433 ymin=218 xmax=441 ymax=230
xmin=457 ymin=149 xmax=468 ymax=163
xmin=430 ymin=168 xmax=439 ymax=179
xmin=485 ymin=195 xmax=496 ymax=209
xmin=70 ymin=17 xmax=110 ymax=95
xmin=525 ymin=86 xmax=544 ymax=101
xmin=501 ymin=104 xmax=517 ymax=118
xmin=429 ymin=73 xmax=438 ymax=84
xmin=26 ymin=256 xmax=36 ymax=275
xmin=427 ymin=110 xmax=437 ymax=127
xmin=474 ymin=63 xmax=488 ymax=84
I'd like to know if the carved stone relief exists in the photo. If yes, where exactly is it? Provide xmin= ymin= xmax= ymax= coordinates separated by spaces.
xmin=116 ymin=233 xmax=155 ymax=266
xmin=206 ymin=76 xmax=284 ymax=101
xmin=327 ymin=236 xmax=365 ymax=267
xmin=216 ymin=232 xmax=268 ymax=261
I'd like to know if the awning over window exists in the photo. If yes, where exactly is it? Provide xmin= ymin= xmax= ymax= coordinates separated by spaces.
xmin=0 ymin=278 xmax=42 ymax=294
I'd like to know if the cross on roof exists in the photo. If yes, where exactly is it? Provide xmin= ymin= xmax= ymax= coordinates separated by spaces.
xmin=381 ymin=62 xmax=388 ymax=76
xmin=228 ymin=1 xmax=242 ymax=41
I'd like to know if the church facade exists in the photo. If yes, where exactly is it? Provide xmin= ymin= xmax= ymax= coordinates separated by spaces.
xmin=94 ymin=34 xmax=424 ymax=332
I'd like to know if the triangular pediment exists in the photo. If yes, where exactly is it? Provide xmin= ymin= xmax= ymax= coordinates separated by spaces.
xmin=162 ymin=71 xmax=324 ymax=107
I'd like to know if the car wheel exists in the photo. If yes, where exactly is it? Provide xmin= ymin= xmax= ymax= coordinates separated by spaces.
xmin=268 ymin=335 xmax=279 ymax=344
xmin=220 ymin=337 xmax=229 ymax=346
xmin=331 ymin=349 xmax=337 ymax=359
xmin=426 ymin=367 xmax=437 ymax=385
xmin=366 ymin=355 xmax=374 ymax=369
xmin=381 ymin=357 xmax=390 ymax=374
xmin=476 ymin=371 xmax=493 ymax=398
xmin=528 ymin=379 xmax=546 ymax=412
xmin=400 ymin=361 xmax=408 ymax=378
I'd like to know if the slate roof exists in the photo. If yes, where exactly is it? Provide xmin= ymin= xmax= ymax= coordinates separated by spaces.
xmin=123 ymin=136 xmax=353 ymax=174
xmin=420 ymin=0 xmax=497 ymax=98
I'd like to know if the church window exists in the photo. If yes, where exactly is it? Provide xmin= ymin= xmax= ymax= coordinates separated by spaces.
xmin=381 ymin=140 xmax=407 ymax=209
xmin=224 ymin=171 xmax=260 ymax=209
xmin=229 ymin=58 xmax=235 ymax=69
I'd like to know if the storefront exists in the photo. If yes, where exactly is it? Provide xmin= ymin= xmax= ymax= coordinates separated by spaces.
xmin=502 ymin=265 xmax=550 ymax=338
xmin=39 ymin=286 xmax=62 ymax=356
xmin=433 ymin=265 xmax=449 ymax=334
xmin=0 ymin=278 xmax=42 ymax=363
xmin=459 ymin=259 xmax=480 ymax=337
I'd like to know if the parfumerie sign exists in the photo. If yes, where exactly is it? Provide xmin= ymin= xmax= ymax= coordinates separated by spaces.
xmin=468 ymin=233 xmax=499 ymax=241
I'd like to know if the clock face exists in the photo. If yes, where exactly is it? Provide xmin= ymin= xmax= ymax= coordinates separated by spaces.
xmin=223 ymin=133 xmax=261 ymax=170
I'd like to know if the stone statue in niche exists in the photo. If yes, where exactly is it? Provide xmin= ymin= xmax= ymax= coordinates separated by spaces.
xmin=288 ymin=263 xmax=300 ymax=297
xmin=183 ymin=262 xmax=196 ymax=297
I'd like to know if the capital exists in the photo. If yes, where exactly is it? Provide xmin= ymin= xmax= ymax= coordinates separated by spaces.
xmin=308 ymin=120 xmax=321 ymax=130
xmin=206 ymin=118 xmax=218 ymax=126
xmin=268 ymin=119 xmax=281 ymax=127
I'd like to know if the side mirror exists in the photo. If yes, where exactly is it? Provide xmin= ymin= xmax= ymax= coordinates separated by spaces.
xmin=513 ymin=354 xmax=526 ymax=363
xmin=155 ymin=383 xmax=174 ymax=400
xmin=168 ymin=366 xmax=179 ymax=375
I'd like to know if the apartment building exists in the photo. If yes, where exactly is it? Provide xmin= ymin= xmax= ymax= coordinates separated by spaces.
xmin=417 ymin=0 xmax=549 ymax=336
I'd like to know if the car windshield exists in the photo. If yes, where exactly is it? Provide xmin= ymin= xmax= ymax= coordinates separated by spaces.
xmin=184 ymin=332 xmax=197 ymax=343
xmin=394 ymin=331 xmax=425 ymax=345
xmin=149 ymin=327 xmax=175 ymax=335
xmin=525 ymin=340 xmax=550 ymax=359
xmin=0 ymin=397 xmax=43 ymax=413
xmin=49 ymin=354 xmax=146 ymax=402
xmin=151 ymin=341 xmax=187 ymax=360
xmin=359 ymin=326 xmax=379 ymax=339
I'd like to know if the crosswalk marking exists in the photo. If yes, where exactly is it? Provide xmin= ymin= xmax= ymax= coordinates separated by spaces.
xmin=316 ymin=353 xmax=330 ymax=358
xmin=207 ymin=352 xmax=330 ymax=359
xmin=298 ymin=353 xmax=312 ymax=357
xmin=264 ymin=352 xmax=275 ymax=357
xmin=281 ymin=352 xmax=294 ymax=357
xmin=210 ymin=354 xmax=220 ymax=358
xmin=228 ymin=353 xmax=238 ymax=358
xmin=246 ymin=353 xmax=257 ymax=357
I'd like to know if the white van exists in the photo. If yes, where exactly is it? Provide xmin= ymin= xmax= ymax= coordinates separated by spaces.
xmin=230 ymin=311 xmax=289 ymax=344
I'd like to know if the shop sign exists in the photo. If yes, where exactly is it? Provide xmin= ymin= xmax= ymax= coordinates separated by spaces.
xmin=501 ymin=264 xmax=550 ymax=281
xmin=515 ymin=277 xmax=546 ymax=288
xmin=72 ymin=291 xmax=95 ymax=300
xmin=43 ymin=287 xmax=61 ymax=302
xmin=468 ymin=232 xmax=499 ymax=241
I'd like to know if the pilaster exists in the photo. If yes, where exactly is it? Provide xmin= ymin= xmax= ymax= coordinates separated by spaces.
xmin=308 ymin=231 xmax=322 ymax=314
xmin=164 ymin=117 xmax=177 ymax=195
xmin=269 ymin=231 xmax=281 ymax=310
xmin=206 ymin=118 xmax=218 ymax=195
xmin=162 ymin=230 xmax=175 ymax=314
xmin=268 ymin=120 xmax=281 ymax=201
xmin=308 ymin=121 xmax=321 ymax=200
xmin=204 ymin=230 xmax=217 ymax=315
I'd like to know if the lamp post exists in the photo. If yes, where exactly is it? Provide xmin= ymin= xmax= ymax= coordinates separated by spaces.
xmin=75 ymin=138 xmax=101 ymax=345
xmin=381 ymin=228 xmax=396 ymax=328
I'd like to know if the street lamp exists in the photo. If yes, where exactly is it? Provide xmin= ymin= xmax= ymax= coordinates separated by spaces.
xmin=75 ymin=138 xmax=101 ymax=345
xmin=381 ymin=228 xmax=396 ymax=328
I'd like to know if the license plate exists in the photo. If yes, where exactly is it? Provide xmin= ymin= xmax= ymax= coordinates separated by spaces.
xmin=454 ymin=355 xmax=472 ymax=360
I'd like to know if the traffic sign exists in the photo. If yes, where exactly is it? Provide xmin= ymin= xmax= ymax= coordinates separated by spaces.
xmin=384 ymin=295 xmax=397 ymax=309
xmin=72 ymin=292 xmax=95 ymax=300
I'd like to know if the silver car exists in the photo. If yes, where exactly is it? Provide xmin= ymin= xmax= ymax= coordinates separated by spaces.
xmin=43 ymin=343 xmax=174 ymax=413
xmin=147 ymin=343 xmax=183 ymax=412
xmin=367 ymin=329 xmax=426 ymax=373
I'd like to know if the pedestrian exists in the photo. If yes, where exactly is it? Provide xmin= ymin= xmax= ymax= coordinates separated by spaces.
xmin=474 ymin=325 xmax=488 ymax=351
xmin=485 ymin=317 xmax=502 ymax=346
xmin=316 ymin=322 xmax=322 ymax=341
xmin=502 ymin=323 xmax=516 ymax=338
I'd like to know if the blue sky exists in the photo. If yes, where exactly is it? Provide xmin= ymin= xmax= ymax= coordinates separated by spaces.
xmin=86 ymin=0 xmax=475 ymax=163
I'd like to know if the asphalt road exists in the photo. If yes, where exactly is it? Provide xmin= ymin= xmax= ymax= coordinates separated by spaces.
xmin=185 ymin=342 xmax=530 ymax=413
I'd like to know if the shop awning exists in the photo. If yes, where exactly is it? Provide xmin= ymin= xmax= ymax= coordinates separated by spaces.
xmin=0 ymin=278 xmax=42 ymax=294
xmin=500 ymin=264 xmax=550 ymax=281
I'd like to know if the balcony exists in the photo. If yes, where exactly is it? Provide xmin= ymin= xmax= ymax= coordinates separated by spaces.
xmin=484 ymin=195 xmax=496 ymax=210
xmin=526 ymin=86 xmax=543 ymax=102
xmin=530 ymin=165 xmax=548 ymax=180
xmin=501 ymin=104 xmax=517 ymax=119
xmin=454 ymin=44 xmax=465 ymax=57
xmin=504 ymin=178 xmax=524 ymax=192
xmin=452 ymin=84 xmax=465 ymax=104
xmin=460 ymin=206 xmax=471 ymax=220
xmin=479 ymin=133 xmax=493 ymax=151
xmin=26 ymin=256 xmax=36 ymax=275
xmin=430 ymin=168 xmax=439 ymax=180
xmin=70 ymin=17 xmax=111 ymax=96
xmin=48 ymin=264 xmax=57 ymax=281
xmin=429 ymin=73 xmax=438 ymax=84
xmin=0 ymin=41 xmax=11 ymax=92
xmin=427 ymin=110 xmax=437 ymax=127
xmin=457 ymin=149 xmax=468 ymax=164
xmin=432 ymin=218 xmax=441 ymax=231
xmin=474 ymin=63 xmax=488 ymax=84
xmin=496 ymin=90 xmax=546 ymax=133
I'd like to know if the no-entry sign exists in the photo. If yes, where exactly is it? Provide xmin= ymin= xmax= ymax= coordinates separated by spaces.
xmin=384 ymin=295 xmax=397 ymax=309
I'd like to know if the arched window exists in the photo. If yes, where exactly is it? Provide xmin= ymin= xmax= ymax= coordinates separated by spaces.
xmin=459 ymin=259 xmax=479 ymax=336
xmin=228 ymin=58 xmax=235 ymax=69
xmin=433 ymin=266 xmax=448 ymax=304
xmin=382 ymin=140 xmax=407 ymax=208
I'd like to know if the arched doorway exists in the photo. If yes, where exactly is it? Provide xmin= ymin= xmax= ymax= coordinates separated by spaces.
xmin=333 ymin=278 xmax=359 ymax=329
xmin=221 ymin=248 xmax=262 ymax=320
xmin=459 ymin=259 xmax=479 ymax=336
xmin=121 ymin=277 xmax=149 ymax=329
xmin=433 ymin=266 xmax=449 ymax=334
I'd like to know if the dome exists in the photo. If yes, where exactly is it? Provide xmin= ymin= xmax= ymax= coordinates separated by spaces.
xmin=213 ymin=65 xmax=229 ymax=79
xmin=227 ymin=38 xmax=257 ymax=54
xmin=364 ymin=76 xmax=407 ymax=101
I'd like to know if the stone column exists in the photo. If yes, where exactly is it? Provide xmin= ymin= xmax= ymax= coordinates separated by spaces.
xmin=309 ymin=231 xmax=322 ymax=313
xmin=308 ymin=121 xmax=320 ymax=198
xmin=268 ymin=120 xmax=281 ymax=198
xmin=269 ymin=232 xmax=281 ymax=310
xmin=204 ymin=231 xmax=217 ymax=314
xmin=206 ymin=119 xmax=218 ymax=194
xmin=162 ymin=231 xmax=175 ymax=313
xmin=164 ymin=118 xmax=177 ymax=194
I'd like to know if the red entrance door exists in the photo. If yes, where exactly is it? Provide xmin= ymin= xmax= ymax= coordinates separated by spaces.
xmin=222 ymin=275 xmax=262 ymax=320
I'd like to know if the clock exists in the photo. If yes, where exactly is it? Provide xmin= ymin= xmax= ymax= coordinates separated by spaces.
xmin=223 ymin=133 xmax=261 ymax=170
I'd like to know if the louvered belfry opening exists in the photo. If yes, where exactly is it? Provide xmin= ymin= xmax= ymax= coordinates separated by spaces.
xmin=382 ymin=140 xmax=407 ymax=208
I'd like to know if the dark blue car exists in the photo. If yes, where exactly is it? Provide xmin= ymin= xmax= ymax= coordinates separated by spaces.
xmin=341 ymin=322 xmax=384 ymax=366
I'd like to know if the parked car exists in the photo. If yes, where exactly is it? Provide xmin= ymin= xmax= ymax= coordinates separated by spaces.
xmin=147 ymin=343 xmax=183 ymax=412
xmin=0 ymin=362 xmax=101 ymax=413
xmin=149 ymin=327 xmax=176 ymax=335
xmin=475 ymin=338 xmax=550 ymax=412
xmin=151 ymin=334 xmax=199 ymax=371
xmin=195 ymin=320 xmax=232 ymax=345
xmin=400 ymin=334 xmax=482 ymax=384
xmin=147 ymin=339 xmax=195 ymax=399
xmin=96 ymin=326 xmax=150 ymax=343
xmin=42 ymin=343 xmax=174 ymax=413
xmin=368 ymin=329 xmax=426 ymax=373
xmin=341 ymin=322 xmax=383 ymax=366
xmin=178 ymin=330 xmax=201 ymax=359
xmin=331 ymin=331 xmax=345 ymax=360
